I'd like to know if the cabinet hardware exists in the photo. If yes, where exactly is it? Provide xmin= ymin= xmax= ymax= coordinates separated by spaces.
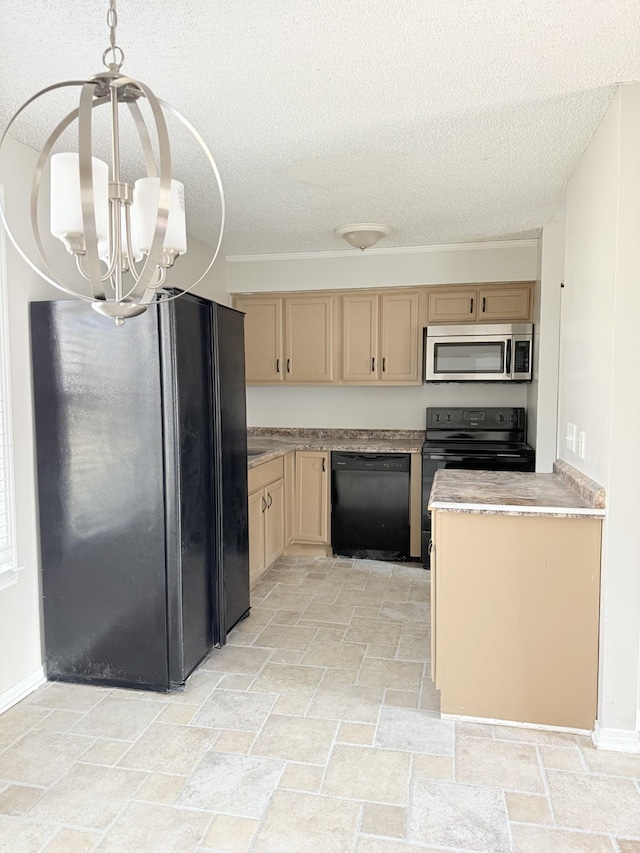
xmin=470 ymin=297 xmax=474 ymax=314
xmin=371 ymin=357 xmax=375 ymax=372
xmin=382 ymin=357 xmax=386 ymax=372
xmin=261 ymin=496 xmax=267 ymax=512
xmin=267 ymin=493 xmax=273 ymax=508
xmin=482 ymin=297 xmax=486 ymax=313
xmin=322 ymin=458 xmax=325 ymax=472
xmin=286 ymin=358 xmax=290 ymax=373
xmin=276 ymin=358 xmax=280 ymax=373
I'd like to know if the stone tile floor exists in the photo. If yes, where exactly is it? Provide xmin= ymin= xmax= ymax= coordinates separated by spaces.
xmin=1 ymin=556 xmax=639 ymax=852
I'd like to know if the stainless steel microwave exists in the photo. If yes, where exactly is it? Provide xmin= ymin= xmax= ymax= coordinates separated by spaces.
xmin=425 ymin=323 xmax=533 ymax=382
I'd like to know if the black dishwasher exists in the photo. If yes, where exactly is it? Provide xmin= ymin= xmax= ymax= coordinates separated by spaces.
xmin=331 ymin=453 xmax=411 ymax=561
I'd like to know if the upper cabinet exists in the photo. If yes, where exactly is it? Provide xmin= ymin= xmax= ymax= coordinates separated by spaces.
xmin=477 ymin=286 xmax=532 ymax=322
xmin=425 ymin=282 xmax=533 ymax=325
xmin=342 ymin=290 xmax=420 ymax=383
xmin=341 ymin=294 xmax=379 ymax=382
xmin=235 ymin=295 xmax=335 ymax=384
xmin=425 ymin=288 xmax=477 ymax=324
xmin=284 ymin=295 xmax=335 ymax=382
xmin=234 ymin=297 xmax=283 ymax=382
xmin=379 ymin=291 xmax=421 ymax=381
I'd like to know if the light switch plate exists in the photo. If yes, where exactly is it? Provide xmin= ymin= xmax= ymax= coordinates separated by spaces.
xmin=566 ymin=423 xmax=577 ymax=452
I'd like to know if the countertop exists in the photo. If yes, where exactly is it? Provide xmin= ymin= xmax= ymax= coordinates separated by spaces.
xmin=246 ymin=429 xmax=424 ymax=468
xmin=428 ymin=468 xmax=606 ymax=518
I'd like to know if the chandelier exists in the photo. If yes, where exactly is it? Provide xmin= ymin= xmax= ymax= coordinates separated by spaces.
xmin=0 ymin=0 xmax=224 ymax=325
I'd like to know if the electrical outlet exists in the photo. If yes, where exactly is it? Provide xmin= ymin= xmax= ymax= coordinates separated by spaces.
xmin=566 ymin=423 xmax=577 ymax=452
xmin=578 ymin=431 xmax=586 ymax=459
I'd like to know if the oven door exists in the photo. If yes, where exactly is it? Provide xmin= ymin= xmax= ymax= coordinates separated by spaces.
xmin=425 ymin=334 xmax=511 ymax=381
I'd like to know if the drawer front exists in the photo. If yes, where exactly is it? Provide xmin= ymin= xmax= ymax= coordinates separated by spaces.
xmin=248 ymin=456 xmax=285 ymax=494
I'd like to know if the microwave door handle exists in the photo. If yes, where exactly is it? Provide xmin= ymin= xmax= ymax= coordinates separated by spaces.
xmin=505 ymin=338 xmax=512 ymax=376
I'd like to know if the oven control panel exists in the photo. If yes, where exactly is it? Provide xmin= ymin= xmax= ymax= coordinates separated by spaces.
xmin=427 ymin=407 xmax=525 ymax=430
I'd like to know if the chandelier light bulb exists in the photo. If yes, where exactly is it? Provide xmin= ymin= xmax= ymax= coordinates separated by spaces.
xmin=132 ymin=177 xmax=187 ymax=257
xmin=50 ymin=153 xmax=110 ymax=252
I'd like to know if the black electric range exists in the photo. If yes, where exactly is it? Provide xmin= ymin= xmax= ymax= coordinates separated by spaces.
xmin=421 ymin=407 xmax=535 ymax=567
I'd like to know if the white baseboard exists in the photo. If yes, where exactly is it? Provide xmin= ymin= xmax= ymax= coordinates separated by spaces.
xmin=441 ymin=712 xmax=591 ymax=737
xmin=592 ymin=720 xmax=640 ymax=753
xmin=0 ymin=666 xmax=46 ymax=715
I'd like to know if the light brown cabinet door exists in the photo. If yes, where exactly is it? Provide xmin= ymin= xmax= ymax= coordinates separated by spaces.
xmin=341 ymin=294 xmax=379 ymax=381
xmin=294 ymin=451 xmax=329 ymax=543
xmin=235 ymin=298 xmax=283 ymax=382
xmin=380 ymin=291 xmax=420 ymax=381
xmin=426 ymin=289 xmax=477 ymax=324
xmin=284 ymin=296 xmax=334 ymax=382
xmin=248 ymin=489 xmax=266 ymax=586
xmin=478 ymin=286 xmax=532 ymax=322
xmin=284 ymin=452 xmax=295 ymax=547
xmin=265 ymin=478 xmax=285 ymax=566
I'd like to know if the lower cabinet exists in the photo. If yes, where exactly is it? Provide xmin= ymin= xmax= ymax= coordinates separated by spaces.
xmin=264 ymin=478 xmax=285 ymax=566
xmin=248 ymin=457 xmax=287 ymax=587
xmin=294 ymin=451 xmax=330 ymax=544
xmin=431 ymin=509 xmax=602 ymax=729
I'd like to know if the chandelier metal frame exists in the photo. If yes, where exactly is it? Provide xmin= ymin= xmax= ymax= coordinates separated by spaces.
xmin=0 ymin=0 xmax=225 ymax=324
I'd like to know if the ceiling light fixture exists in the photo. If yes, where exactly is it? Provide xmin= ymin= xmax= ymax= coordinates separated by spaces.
xmin=334 ymin=223 xmax=391 ymax=251
xmin=0 ymin=0 xmax=224 ymax=325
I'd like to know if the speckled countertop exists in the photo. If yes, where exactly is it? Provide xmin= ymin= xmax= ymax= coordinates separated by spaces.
xmin=247 ymin=428 xmax=424 ymax=468
xmin=428 ymin=468 xmax=606 ymax=518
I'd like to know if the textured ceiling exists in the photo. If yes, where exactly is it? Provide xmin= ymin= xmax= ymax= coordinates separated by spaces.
xmin=1 ymin=0 xmax=639 ymax=255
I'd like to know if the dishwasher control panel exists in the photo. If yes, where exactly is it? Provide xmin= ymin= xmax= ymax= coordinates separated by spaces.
xmin=331 ymin=453 xmax=411 ymax=473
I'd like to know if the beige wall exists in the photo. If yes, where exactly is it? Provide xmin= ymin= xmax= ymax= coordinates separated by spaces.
xmin=0 ymin=136 xmax=51 ymax=700
xmin=526 ymin=224 xmax=563 ymax=472
xmin=228 ymin=240 xmax=538 ymax=294
xmin=247 ymin=383 xmax=528 ymax=430
xmin=559 ymin=84 xmax=640 ymax=744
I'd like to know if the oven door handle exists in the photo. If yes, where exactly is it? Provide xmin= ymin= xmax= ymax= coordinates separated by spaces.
xmin=425 ymin=455 xmax=466 ymax=461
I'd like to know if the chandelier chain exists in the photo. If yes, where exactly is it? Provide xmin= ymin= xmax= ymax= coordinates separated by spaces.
xmin=103 ymin=0 xmax=125 ymax=71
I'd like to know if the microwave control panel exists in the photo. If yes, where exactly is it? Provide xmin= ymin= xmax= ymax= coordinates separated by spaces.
xmin=513 ymin=340 xmax=531 ymax=374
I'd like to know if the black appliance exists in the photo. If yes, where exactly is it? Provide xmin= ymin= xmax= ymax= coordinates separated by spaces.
xmin=331 ymin=452 xmax=411 ymax=561
xmin=30 ymin=295 xmax=250 ymax=692
xmin=421 ymin=407 xmax=535 ymax=567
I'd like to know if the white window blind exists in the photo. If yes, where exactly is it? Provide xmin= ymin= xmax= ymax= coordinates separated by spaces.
xmin=0 ymin=186 xmax=17 ymax=577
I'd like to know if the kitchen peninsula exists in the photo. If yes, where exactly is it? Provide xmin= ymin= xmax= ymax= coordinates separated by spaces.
xmin=428 ymin=462 xmax=605 ymax=731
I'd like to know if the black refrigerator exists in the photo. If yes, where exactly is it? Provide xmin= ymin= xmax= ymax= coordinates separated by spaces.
xmin=30 ymin=294 xmax=250 ymax=692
